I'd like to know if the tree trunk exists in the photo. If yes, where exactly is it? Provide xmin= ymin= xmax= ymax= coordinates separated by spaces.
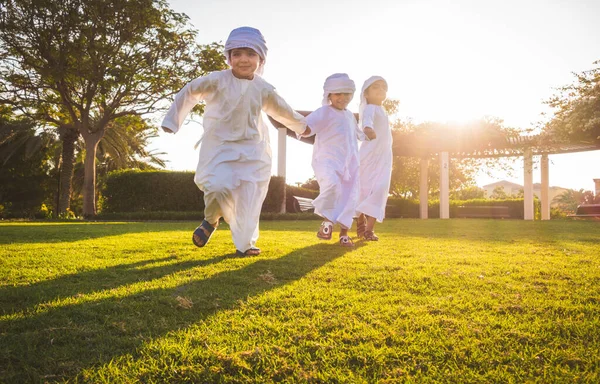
xmin=57 ymin=129 xmax=78 ymax=215
xmin=82 ymin=133 xmax=102 ymax=217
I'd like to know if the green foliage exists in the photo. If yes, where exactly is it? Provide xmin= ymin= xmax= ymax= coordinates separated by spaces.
xmin=101 ymin=170 xmax=204 ymax=213
xmin=0 ymin=108 xmax=55 ymax=218
xmin=552 ymin=188 xmax=599 ymax=214
xmin=490 ymin=185 xmax=509 ymax=199
xmin=390 ymin=118 xmax=520 ymax=198
xmin=386 ymin=198 xmax=540 ymax=219
xmin=544 ymin=60 xmax=600 ymax=143
xmin=262 ymin=176 xmax=285 ymax=213
xmin=0 ymin=0 xmax=227 ymax=215
xmin=451 ymin=185 xmax=486 ymax=200
xmin=101 ymin=171 xmax=292 ymax=216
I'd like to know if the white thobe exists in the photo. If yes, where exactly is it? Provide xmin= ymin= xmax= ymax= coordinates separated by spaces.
xmin=356 ymin=104 xmax=393 ymax=222
xmin=162 ymin=69 xmax=306 ymax=252
xmin=305 ymin=106 xmax=363 ymax=229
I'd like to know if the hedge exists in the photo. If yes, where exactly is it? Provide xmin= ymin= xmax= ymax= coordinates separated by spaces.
xmin=101 ymin=171 xmax=288 ymax=214
xmin=385 ymin=197 xmax=541 ymax=219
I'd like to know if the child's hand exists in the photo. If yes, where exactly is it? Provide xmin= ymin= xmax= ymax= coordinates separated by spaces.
xmin=161 ymin=126 xmax=174 ymax=134
xmin=301 ymin=126 xmax=312 ymax=137
xmin=364 ymin=127 xmax=376 ymax=140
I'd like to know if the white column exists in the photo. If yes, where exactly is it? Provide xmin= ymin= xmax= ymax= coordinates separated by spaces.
xmin=440 ymin=152 xmax=450 ymax=219
xmin=523 ymin=149 xmax=534 ymax=220
xmin=420 ymin=157 xmax=429 ymax=219
xmin=541 ymin=154 xmax=550 ymax=220
xmin=277 ymin=127 xmax=287 ymax=213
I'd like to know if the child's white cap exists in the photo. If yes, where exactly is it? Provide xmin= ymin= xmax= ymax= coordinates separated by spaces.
xmin=224 ymin=26 xmax=268 ymax=75
xmin=322 ymin=73 xmax=356 ymax=106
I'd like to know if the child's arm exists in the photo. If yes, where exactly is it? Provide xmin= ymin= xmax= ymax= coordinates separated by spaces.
xmin=263 ymin=88 xmax=308 ymax=136
xmin=161 ymin=74 xmax=217 ymax=134
xmin=364 ymin=127 xmax=376 ymax=140
xmin=360 ymin=105 xmax=377 ymax=141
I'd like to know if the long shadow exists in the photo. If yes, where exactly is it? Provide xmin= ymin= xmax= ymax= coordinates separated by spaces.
xmin=0 ymin=242 xmax=360 ymax=382
xmin=0 ymin=222 xmax=202 ymax=244
xmin=0 ymin=255 xmax=226 ymax=317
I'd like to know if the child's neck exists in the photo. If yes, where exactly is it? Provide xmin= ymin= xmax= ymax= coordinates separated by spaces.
xmin=232 ymin=70 xmax=254 ymax=80
xmin=367 ymin=100 xmax=383 ymax=106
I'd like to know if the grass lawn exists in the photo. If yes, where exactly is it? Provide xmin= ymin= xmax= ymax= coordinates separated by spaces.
xmin=1 ymin=219 xmax=599 ymax=383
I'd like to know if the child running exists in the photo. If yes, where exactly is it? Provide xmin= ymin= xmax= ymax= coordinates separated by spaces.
xmin=356 ymin=76 xmax=393 ymax=241
xmin=302 ymin=73 xmax=365 ymax=247
xmin=161 ymin=26 xmax=308 ymax=256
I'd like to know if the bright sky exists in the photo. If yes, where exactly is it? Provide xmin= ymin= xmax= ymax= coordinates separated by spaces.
xmin=153 ymin=0 xmax=600 ymax=192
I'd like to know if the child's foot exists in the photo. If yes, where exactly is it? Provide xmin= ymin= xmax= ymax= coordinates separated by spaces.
xmin=192 ymin=220 xmax=216 ymax=247
xmin=317 ymin=221 xmax=333 ymax=240
xmin=236 ymin=247 xmax=261 ymax=256
xmin=356 ymin=214 xmax=366 ymax=238
xmin=339 ymin=235 xmax=355 ymax=247
xmin=363 ymin=230 xmax=379 ymax=241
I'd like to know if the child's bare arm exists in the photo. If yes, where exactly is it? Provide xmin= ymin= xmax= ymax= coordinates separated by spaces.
xmin=364 ymin=127 xmax=376 ymax=140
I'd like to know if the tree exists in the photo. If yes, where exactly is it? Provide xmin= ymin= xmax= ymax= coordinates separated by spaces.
xmin=451 ymin=186 xmax=485 ymax=200
xmin=490 ymin=186 xmax=508 ymax=199
xmin=390 ymin=116 xmax=522 ymax=199
xmin=1 ymin=0 xmax=226 ymax=216
xmin=544 ymin=60 xmax=600 ymax=143
xmin=0 ymin=106 xmax=54 ymax=217
xmin=552 ymin=189 xmax=599 ymax=213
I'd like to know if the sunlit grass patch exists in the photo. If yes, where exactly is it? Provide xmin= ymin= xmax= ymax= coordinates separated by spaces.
xmin=1 ymin=220 xmax=599 ymax=382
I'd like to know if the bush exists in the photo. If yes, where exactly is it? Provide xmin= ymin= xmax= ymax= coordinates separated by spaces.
xmin=262 ymin=176 xmax=285 ymax=213
xmin=101 ymin=170 xmax=203 ymax=213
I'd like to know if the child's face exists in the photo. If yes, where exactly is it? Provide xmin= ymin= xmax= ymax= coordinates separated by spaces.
xmin=365 ymin=80 xmax=387 ymax=105
xmin=329 ymin=93 xmax=353 ymax=110
xmin=230 ymin=48 xmax=261 ymax=79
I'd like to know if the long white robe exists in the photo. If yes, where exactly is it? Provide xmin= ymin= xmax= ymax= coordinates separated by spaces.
xmin=356 ymin=104 xmax=393 ymax=222
xmin=305 ymin=106 xmax=362 ymax=229
xmin=162 ymin=69 xmax=306 ymax=252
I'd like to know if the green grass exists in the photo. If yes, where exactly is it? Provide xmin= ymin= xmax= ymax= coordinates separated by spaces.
xmin=1 ymin=219 xmax=599 ymax=383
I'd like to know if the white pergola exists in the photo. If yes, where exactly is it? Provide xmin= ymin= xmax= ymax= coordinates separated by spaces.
xmin=270 ymin=114 xmax=600 ymax=219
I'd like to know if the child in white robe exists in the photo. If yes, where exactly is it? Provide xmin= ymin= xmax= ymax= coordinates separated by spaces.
xmin=302 ymin=73 xmax=365 ymax=247
xmin=356 ymin=76 xmax=393 ymax=241
xmin=161 ymin=26 xmax=308 ymax=256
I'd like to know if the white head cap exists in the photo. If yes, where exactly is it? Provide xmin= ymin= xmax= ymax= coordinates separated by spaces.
xmin=224 ymin=26 xmax=268 ymax=75
xmin=322 ymin=73 xmax=356 ymax=106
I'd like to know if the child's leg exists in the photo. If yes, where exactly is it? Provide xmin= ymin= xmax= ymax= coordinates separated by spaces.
xmin=365 ymin=215 xmax=376 ymax=232
xmin=356 ymin=213 xmax=366 ymax=238
xmin=364 ymin=215 xmax=379 ymax=241
xmin=229 ymin=179 xmax=267 ymax=254
xmin=192 ymin=191 xmax=223 ymax=247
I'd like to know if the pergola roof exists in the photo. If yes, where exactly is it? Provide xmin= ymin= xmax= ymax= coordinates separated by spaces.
xmin=268 ymin=112 xmax=600 ymax=158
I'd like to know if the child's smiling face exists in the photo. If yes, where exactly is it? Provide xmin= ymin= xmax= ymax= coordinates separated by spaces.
xmin=364 ymin=80 xmax=387 ymax=105
xmin=329 ymin=93 xmax=353 ymax=110
xmin=230 ymin=48 xmax=261 ymax=79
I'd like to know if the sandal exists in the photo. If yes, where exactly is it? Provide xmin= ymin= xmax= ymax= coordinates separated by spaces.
xmin=339 ymin=235 xmax=355 ymax=247
xmin=363 ymin=230 xmax=379 ymax=241
xmin=356 ymin=214 xmax=366 ymax=238
xmin=317 ymin=221 xmax=333 ymax=240
xmin=192 ymin=219 xmax=216 ymax=247
xmin=236 ymin=247 xmax=261 ymax=256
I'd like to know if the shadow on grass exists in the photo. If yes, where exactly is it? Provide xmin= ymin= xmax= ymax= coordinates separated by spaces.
xmin=0 ymin=255 xmax=227 ymax=317
xmin=0 ymin=222 xmax=200 ymax=244
xmin=0 ymin=242 xmax=361 ymax=382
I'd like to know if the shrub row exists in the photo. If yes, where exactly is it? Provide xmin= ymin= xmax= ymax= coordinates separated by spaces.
xmin=100 ymin=170 xmax=540 ymax=220
xmin=101 ymin=171 xmax=288 ymax=214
